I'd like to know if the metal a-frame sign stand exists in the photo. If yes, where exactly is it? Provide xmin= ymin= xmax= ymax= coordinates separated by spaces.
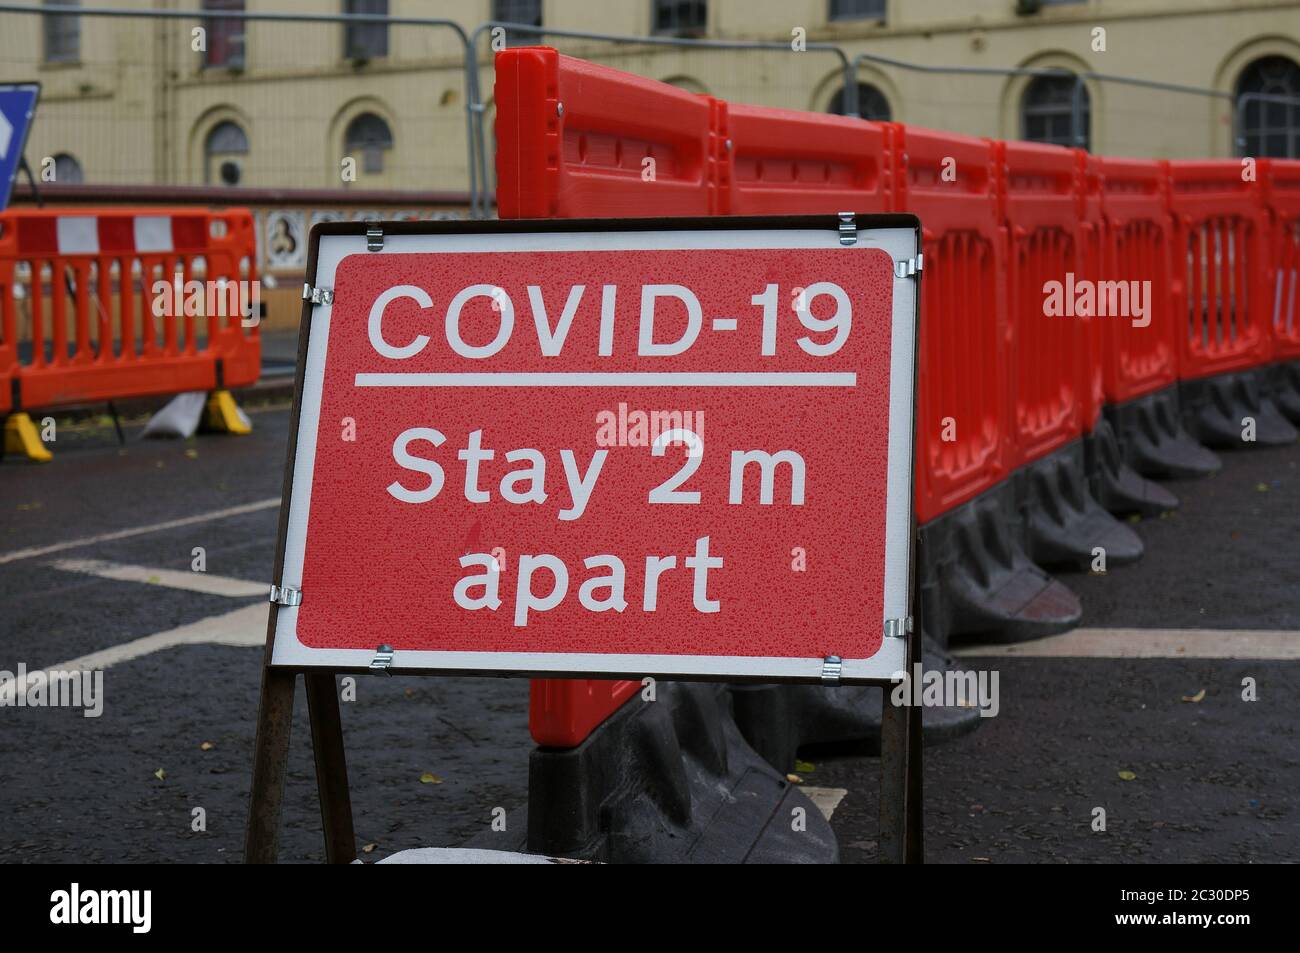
xmin=243 ymin=214 xmax=925 ymax=864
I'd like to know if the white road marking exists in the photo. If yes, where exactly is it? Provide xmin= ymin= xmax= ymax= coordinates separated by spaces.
xmin=952 ymin=627 xmax=1300 ymax=660
xmin=50 ymin=558 xmax=266 ymax=597
xmin=801 ymin=786 xmax=849 ymax=821
xmin=0 ymin=603 xmax=266 ymax=705
xmin=0 ymin=497 xmax=280 ymax=566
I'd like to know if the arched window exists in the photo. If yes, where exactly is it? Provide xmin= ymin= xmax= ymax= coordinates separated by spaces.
xmin=344 ymin=112 xmax=394 ymax=174
xmin=1236 ymin=55 xmax=1300 ymax=158
xmin=205 ymin=120 xmax=249 ymax=186
xmin=52 ymin=153 xmax=83 ymax=184
xmin=1021 ymin=73 xmax=1090 ymax=150
xmin=827 ymin=82 xmax=892 ymax=121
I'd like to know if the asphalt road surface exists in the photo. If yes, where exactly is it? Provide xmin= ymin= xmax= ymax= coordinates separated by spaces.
xmin=1 ymin=403 xmax=1296 ymax=863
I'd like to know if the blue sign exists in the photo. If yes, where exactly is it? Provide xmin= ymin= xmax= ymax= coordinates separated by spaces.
xmin=0 ymin=83 xmax=40 ymax=212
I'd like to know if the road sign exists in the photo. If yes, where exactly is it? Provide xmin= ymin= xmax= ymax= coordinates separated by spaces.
xmin=0 ymin=83 xmax=39 ymax=212
xmin=267 ymin=215 xmax=920 ymax=682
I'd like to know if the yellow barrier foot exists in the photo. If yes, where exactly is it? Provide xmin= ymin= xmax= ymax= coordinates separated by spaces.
xmin=203 ymin=390 xmax=252 ymax=435
xmin=3 ymin=412 xmax=54 ymax=462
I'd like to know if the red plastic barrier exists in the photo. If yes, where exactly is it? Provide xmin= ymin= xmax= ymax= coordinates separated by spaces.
xmin=1262 ymin=159 xmax=1300 ymax=360
xmin=0 ymin=207 xmax=260 ymax=412
xmin=1096 ymin=157 xmax=1179 ymax=404
xmin=529 ymin=679 xmax=642 ymax=747
xmin=1076 ymin=150 xmax=1106 ymax=431
xmin=892 ymin=125 xmax=1009 ymax=524
xmin=0 ymin=250 xmax=14 ymax=414
xmin=997 ymin=140 xmax=1085 ymax=467
xmin=494 ymin=47 xmax=720 ymax=218
xmin=723 ymin=102 xmax=892 ymax=215
xmin=495 ymin=49 xmax=722 ymax=745
xmin=1165 ymin=160 xmax=1272 ymax=380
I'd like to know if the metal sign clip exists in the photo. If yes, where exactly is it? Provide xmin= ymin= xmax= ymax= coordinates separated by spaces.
xmin=884 ymin=616 xmax=914 ymax=640
xmin=269 ymin=585 xmax=302 ymax=607
xmin=821 ymin=655 xmax=843 ymax=684
xmin=370 ymin=645 xmax=395 ymax=675
xmin=838 ymin=211 xmax=857 ymax=246
xmin=302 ymin=283 xmax=333 ymax=305
xmin=894 ymin=254 xmax=923 ymax=279
xmin=366 ymin=224 xmax=384 ymax=252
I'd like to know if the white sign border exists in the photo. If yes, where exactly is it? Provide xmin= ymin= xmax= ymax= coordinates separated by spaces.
xmin=270 ymin=224 xmax=918 ymax=683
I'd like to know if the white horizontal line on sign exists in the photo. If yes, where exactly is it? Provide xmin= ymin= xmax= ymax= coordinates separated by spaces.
xmin=353 ymin=372 xmax=858 ymax=387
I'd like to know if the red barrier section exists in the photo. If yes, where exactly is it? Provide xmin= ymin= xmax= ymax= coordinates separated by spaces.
xmin=1077 ymin=151 xmax=1106 ymax=431
xmin=723 ymin=103 xmax=892 ymax=215
xmin=494 ymin=47 xmax=719 ymax=218
xmin=997 ymin=140 xmax=1085 ymax=466
xmin=0 ymin=243 xmax=14 ymax=414
xmin=1262 ymin=159 xmax=1300 ymax=360
xmin=495 ymin=48 xmax=1300 ymax=749
xmin=0 ymin=207 xmax=260 ymax=412
xmin=1097 ymin=157 xmax=1179 ymax=404
xmin=892 ymin=125 xmax=1009 ymax=524
xmin=529 ymin=679 xmax=642 ymax=747
xmin=494 ymin=49 xmax=720 ymax=745
xmin=1165 ymin=160 xmax=1272 ymax=380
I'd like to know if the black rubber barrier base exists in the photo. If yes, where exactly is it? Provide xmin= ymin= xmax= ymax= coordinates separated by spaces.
xmin=1016 ymin=438 xmax=1144 ymax=569
xmin=1085 ymin=417 xmax=1179 ymax=516
xmin=468 ymin=682 xmax=837 ymax=863
xmin=1180 ymin=368 xmax=1299 ymax=448
xmin=1106 ymin=385 xmax=1221 ymax=479
xmin=1270 ymin=359 xmax=1300 ymax=426
xmin=729 ymin=633 xmax=984 ymax=772
xmin=919 ymin=482 xmax=1081 ymax=646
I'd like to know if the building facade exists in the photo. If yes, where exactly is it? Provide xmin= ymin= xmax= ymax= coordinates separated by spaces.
xmin=1 ymin=0 xmax=1297 ymax=193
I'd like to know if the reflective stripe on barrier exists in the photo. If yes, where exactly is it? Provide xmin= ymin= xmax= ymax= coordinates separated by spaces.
xmin=494 ymin=47 xmax=720 ymax=219
xmin=1097 ymin=157 xmax=1179 ymax=403
xmin=1165 ymin=160 xmax=1272 ymax=379
xmin=723 ymin=103 xmax=892 ymax=215
xmin=1262 ymin=159 xmax=1300 ymax=360
xmin=0 ymin=207 xmax=259 ymax=412
xmin=894 ymin=125 xmax=1008 ymax=524
xmin=997 ymin=140 xmax=1085 ymax=467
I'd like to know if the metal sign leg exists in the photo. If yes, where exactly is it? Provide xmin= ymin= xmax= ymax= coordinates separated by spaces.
xmin=305 ymin=671 xmax=357 ymax=864
xmin=880 ymin=561 xmax=925 ymax=864
xmin=244 ymin=667 xmax=297 ymax=863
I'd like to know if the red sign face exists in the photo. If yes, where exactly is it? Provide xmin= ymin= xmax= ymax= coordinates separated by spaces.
xmin=271 ymin=224 xmax=916 ymax=680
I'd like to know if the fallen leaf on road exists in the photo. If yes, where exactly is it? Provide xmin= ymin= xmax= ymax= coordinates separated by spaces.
xmin=419 ymin=772 xmax=442 ymax=784
xmin=185 ymin=449 xmax=199 ymax=459
xmin=972 ymin=857 xmax=991 ymax=862
xmin=785 ymin=773 xmax=803 ymax=784
xmin=794 ymin=760 xmax=815 ymax=774
xmin=1181 ymin=689 xmax=1206 ymax=703
xmin=1118 ymin=770 xmax=1137 ymax=781
xmin=1256 ymin=482 xmax=1269 ymax=492
xmin=362 ymin=843 xmax=377 ymax=854
xmin=200 ymin=741 xmax=214 ymax=751
xmin=154 ymin=768 xmax=166 ymax=781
